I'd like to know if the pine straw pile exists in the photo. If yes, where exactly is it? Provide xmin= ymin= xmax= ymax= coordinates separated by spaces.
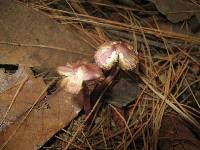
xmin=27 ymin=0 xmax=199 ymax=149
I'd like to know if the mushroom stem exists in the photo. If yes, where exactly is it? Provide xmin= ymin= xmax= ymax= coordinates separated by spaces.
xmin=90 ymin=65 xmax=120 ymax=106
xmin=82 ymin=82 xmax=91 ymax=115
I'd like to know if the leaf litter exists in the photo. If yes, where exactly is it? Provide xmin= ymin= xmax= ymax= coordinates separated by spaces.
xmin=0 ymin=0 xmax=92 ymax=149
xmin=0 ymin=64 xmax=83 ymax=150
xmin=0 ymin=0 xmax=200 ymax=150
xmin=0 ymin=0 xmax=95 ymax=68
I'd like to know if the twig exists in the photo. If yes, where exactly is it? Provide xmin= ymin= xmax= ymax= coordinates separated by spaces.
xmin=0 ymin=41 xmax=91 ymax=56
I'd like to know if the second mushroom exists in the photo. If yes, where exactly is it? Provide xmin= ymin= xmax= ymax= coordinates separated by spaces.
xmin=91 ymin=41 xmax=139 ymax=102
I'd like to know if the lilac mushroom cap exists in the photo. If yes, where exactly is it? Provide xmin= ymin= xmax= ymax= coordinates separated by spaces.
xmin=94 ymin=41 xmax=139 ymax=70
xmin=57 ymin=63 xmax=104 ymax=94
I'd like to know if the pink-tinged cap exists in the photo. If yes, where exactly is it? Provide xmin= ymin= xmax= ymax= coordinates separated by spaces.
xmin=57 ymin=63 xmax=104 ymax=94
xmin=94 ymin=41 xmax=139 ymax=70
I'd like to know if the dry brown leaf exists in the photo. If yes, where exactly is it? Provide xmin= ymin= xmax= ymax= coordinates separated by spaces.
xmin=0 ymin=66 xmax=83 ymax=149
xmin=0 ymin=67 xmax=45 ymax=131
xmin=0 ymin=0 xmax=95 ymax=68
xmin=159 ymin=115 xmax=200 ymax=150
xmin=151 ymin=0 xmax=200 ymax=23
xmin=108 ymin=76 xmax=139 ymax=108
xmin=0 ymin=88 xmax=83 ymax=150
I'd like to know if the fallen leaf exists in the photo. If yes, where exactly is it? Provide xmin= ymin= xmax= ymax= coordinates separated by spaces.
xmin=141 ymin=14 xmax=200 ymax=38
xmin=151 ymin=0 xmax=200 ymax=23
xmin=0 ymin=66 xmax=45 ymax=132
xmin=0 ymin=88 xmax=83 ymax=150
xmin=0 ymin=0 xmax=95 ymax=68
xmin=159 ymin=115 xmax=200 ymax=150
xmin=108 ymin=76 xmax=139 ymax=108
xmin=0 ymin=66 xmax=83 ymax=149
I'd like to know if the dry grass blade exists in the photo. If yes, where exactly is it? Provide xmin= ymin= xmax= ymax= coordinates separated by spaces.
xmin=63 ymin=75 xmax=114 ymax=149
xmin=54 ymin=135 xmax=83 ymax=149
xmin=140 ymin=76 xmax=200 ymax=128
xmin=176 ymin=78 xmax=200 ymax=99
xmin=100 ymin=125 xmax=107 ymax=149
xmin=63 ymin=98 xmax=98 ymax=150
xmin=177 ymin=47 xmax=200 ymax=65
xmin=33 ymin=5 xmax=200 ymax=44
xmin=118 ymin=105 xmax=157 ymax=149
xmin=0 ymin=41 xmax=91 ymax=56
xmin=109 ymin=104 xmax=133 ymax=140
xmin=81 ymin=131 xmax=93 ymax=150
xmin=184 ymin=79 xmax=200 ymax=109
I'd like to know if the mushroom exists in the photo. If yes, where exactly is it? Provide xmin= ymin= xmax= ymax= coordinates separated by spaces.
xmin=91 ymin=41 xmax=139 ymax=127
xmin=57 ymin=62 xmax=103 ymax=94
xmin=91 ymin=41 xmax=139 ymax=102
xmin=57 ymin=62 xmax=104 ymax=114
xmin=94 ymin=41 xmax=138 ymax=71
